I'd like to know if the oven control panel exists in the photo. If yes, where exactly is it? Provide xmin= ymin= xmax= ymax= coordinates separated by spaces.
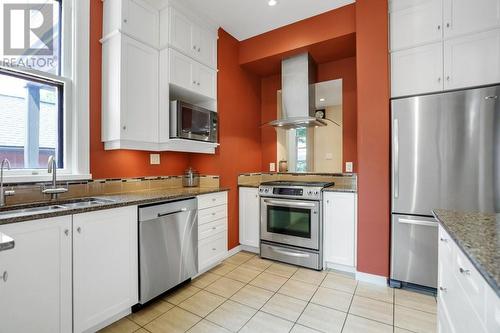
xmin=258 ymin=186 xmax=323 ymax=200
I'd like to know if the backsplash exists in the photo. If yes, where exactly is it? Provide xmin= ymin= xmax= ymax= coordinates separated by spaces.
xmin=237 ymin=172 xmax=357 ymax=189
xmin=3 ymin=175 xmax=220 ymax=206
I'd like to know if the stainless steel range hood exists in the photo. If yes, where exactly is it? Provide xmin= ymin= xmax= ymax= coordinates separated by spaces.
xmin=268 ymin=53 xmax=326 ymax=129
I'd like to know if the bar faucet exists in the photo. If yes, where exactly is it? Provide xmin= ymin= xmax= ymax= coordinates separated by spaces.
xmin=0 ymin=159 xmax=15 ymax=207
xmin=42 ymin=155 xmax=67 ymax=200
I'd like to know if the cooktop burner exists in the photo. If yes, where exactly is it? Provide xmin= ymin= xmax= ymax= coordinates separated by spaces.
xmin=260 ymin=181 xmax=335 ymax=188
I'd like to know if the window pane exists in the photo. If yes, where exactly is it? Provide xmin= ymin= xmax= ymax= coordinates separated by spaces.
xmin=1 ymin=0 xmax=62 ymax=75
xmin=296 ymin=128 xmax=307 ymax=172
xmin=0 ymin=71 xmax=63 ymax=169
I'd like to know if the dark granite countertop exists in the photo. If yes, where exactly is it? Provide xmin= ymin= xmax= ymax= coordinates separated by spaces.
xmin=0 ymin=187 xmax=229 ymax=225
xmin=238 ymin=183 xmax=357 ymax=193
xmin=433 ymin=209 xmax=499 ymax=296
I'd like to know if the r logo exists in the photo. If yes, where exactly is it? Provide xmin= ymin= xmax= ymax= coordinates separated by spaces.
xmin=3 ymin=3 xmax=54 ymax=56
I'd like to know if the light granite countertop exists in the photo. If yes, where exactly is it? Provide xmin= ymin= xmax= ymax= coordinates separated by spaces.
xmin=238 ymin=183 xmax=357 ymax=193
xmin=433 ymin=209 xmax=499 ymax=296
xmin=0 ymin=187 xmax=229 ymax=225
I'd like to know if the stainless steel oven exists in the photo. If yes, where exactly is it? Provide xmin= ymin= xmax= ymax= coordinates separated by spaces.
xmin=170 ymin=100 xmax=218 ymax=143
xmin=259 ymin=181 xmax=333 ymax=270
xmin=260 ymin=197 xmax=320 ymax=250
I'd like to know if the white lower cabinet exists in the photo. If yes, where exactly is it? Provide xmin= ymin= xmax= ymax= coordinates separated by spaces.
xmin=0 ymin=216 xmax=72 ymax=333
xmin=238 ymin=187 xmax=260 ymax=249
xmin=437 ymin=225 xmax=499 ymax=333
xmin=323 ymin=192 xmax=357 ymax=271
xmin=73 ymin=206 xmax=138 ymax=333
xmin=197 ymin=192 xmax=228 ymax=272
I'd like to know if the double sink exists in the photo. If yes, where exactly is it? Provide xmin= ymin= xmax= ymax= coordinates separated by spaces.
xmin=0 ymin=197 xmax=116 ymax=220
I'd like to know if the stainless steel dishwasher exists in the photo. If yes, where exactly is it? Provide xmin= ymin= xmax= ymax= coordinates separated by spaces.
xmin=139 ymin=198 xmax=198 ymax=304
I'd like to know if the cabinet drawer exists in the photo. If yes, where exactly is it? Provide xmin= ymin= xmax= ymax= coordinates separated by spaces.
xmin=438 ymin=226 xmax=455 ymax=265
xmin=199 ymin=205 xmax=227 ymax=225
xmin=199 ymin=218 xmax=227 ymax=241
xmin=199 ymin=231 xmax=226 ymax=268
xmin=198 ymin=192 xmax=227 ymax=210
xmin=454 ymin=247 xmax=486 ymax=319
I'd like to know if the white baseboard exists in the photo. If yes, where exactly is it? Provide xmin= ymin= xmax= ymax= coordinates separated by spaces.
xmin=240 ymin=245 xmax=259 ymax=254
xmin=324 ymin=262 xmax=356 ymax=274
xmin=84 ymin=308 xmax=131 ymax=333
xmin=227 ymin=245 xmax=242 ymax=257
xmin=356 ymin=271 xmax=388 ymax=286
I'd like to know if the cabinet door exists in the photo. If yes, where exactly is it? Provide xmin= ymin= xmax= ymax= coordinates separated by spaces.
xmin=0 ymin=217 xmax=72 ymax=333
xmin=73 ymin=206 xmax=138 ymax=333
xmin=444 ymin=0 xmax=500 ymax=38
xmin=391 ymin=42 xmax=443 ymax=97
xmin=123 ymin=0 xmax=159 ymax=47
xmin=444 ymin=29 xmax=500 ymax=90
xmin=193 ymin=26 xmax=217 ymax=67
xmin=323 ymin=192 xmax=356 ymax=268
xmin=239 ymin=187 xmax=260 ymax=248
xmin=169 ymin=48 xmax=194 ymax=91
xmin=390 ymin=0 xmax=443 ymax=51
xmin=169 ymin=7 xmax=193 ymax=55
xmin=122 ymin=36 xmax=159 ymax=143
xmin=195 ymin=62 xmax=217 ymax=99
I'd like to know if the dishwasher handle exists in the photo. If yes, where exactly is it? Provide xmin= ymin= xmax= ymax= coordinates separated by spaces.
xmin=157 ymin=207 xmax=188 ymax=218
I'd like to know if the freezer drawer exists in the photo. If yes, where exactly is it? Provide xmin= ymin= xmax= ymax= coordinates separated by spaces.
xmin=391 ymin=214 xmax=438 ymax=288
xmin=260 ymin=241 xmax=321 ymax=270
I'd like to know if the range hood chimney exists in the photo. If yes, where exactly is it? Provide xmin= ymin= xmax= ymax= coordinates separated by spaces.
xmin=268 ymin=53 xmax=326 ymax=129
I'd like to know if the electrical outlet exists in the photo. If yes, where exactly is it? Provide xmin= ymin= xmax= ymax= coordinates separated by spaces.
xmin=325 ymin=153 xmax=333 ymax=160
xmin=150 ymin=154 xmax=160 ymax=165
xmin=345 ymin=162 xmax=353 ymax=173
xmin=269 ymin=163 xmax=276 ymax=172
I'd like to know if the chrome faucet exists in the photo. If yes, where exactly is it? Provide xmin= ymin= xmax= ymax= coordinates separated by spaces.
xmin=42 ymin=155 xmax=67 ymax=200
xmin=0 ymin=159 xmax=15 ymax=207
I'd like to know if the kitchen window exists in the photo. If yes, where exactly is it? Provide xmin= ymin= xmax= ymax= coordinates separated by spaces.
xmin=0 ymin=0 xmax=90 ymax=182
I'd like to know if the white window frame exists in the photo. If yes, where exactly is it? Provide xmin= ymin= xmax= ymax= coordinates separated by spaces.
xmin=1 ymin=0 xmax=90 ymax=183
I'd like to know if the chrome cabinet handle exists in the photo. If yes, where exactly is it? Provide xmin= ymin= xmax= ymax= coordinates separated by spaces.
xmin=193 ymin=45 xmax=197 ymax=50
xmin=212 ymin=247 xmax=216 ymax=251
xmin=439 ymin=286 xmax=447 ymax=292
xmin=393 ymin=118 xmax=399 ymax=199
xmin=77 ymin=227 xmax=82 ymax=234
xmin=440 ymin=237 xmax=448 ymax=242
xmin=438 ymin=25 xmax=441 ymax=30
xmin=485 ymin=95 xmax=498 ymax=100
xmin=212 ymin=198 xmax=216 ymax=202
xmin=438 ymin=77 xmax=441 ymax=82
xmin=446 ymin=76 xmax=450 ymax=81
xmin=446 ymin=22 xmax=450 ymax=28
xmin=459 ymin=267 xmax=471 ymax=275
xmin=64 ymin=229 xmax=69 ymax=236
xmin=2 ymin=270 xmax=8 ymax=282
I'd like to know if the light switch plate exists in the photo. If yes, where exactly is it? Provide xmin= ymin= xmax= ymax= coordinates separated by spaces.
xmin=269 ymin=163 xmax=276 ymax=172
xmin=345 ymin=162 xmax=353 ymax=173
xmin=325 ymin=153 xmax=333 ymax=160
xmin=150 ymin=154 xmax=160 ymax=165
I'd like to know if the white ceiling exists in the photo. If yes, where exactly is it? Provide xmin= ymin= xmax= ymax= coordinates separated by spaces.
xmin=183 ymin=0 xmax=355 ymax=41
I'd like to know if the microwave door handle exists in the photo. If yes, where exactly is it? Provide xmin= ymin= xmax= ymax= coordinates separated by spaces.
xmin=263 ymin=199 xmax=316 ymax=208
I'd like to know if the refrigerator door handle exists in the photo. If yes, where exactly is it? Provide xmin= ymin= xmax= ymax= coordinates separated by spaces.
xmin=393 ymin=118 xmax=399 ymax=198
xmin=398 ymin=218 xmax=437 ymax=228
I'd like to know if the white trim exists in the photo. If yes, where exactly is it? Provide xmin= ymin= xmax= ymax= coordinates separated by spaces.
xmin=355 ymin=271 xmax=389 ymax=286
xmin=83 ymin=308 xmax=131 ymax=333
xmin=325 ymin=262 xmax=356 ymax=274
xmin=1 ymin=0 xmax=90 ymax=183
xmin=240 ymin=245 xmax=259 ymax=254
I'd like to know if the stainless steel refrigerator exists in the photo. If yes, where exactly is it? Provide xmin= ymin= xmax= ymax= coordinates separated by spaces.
xmin=390 ymin=85 xmax=500 ymax=289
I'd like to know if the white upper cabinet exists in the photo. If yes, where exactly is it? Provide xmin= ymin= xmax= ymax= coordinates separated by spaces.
xmin=391 ymin=42 xmax=443 ymax=97
xmin=239 ymin=187 xmax=260 ymax=249
xmin=0 ymin=217 xmax=72 ymax=333
xmin=102 ymin=33 xmax=159 ymax=149
xmin=166 ymin=6 xmax=217 ymax=68
xmin=390 ymin=0 xmax=443 ymax=51
xmin=73 ymin=206 xmax=138 ymax=333
xmin=444 ymin=29 xmax=500 ymax=90
xmin=169 ymin=48 xmax=216 ymax=100
xmin=443 ymin=0 xmax=500 ymax=38
xmin=103 ymin=0 xmax=159 ymax=48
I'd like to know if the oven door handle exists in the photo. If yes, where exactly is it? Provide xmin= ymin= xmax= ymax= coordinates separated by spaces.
xmin=263 ymin=199 xmax=316 ymax=208
xmin=270 ymin=247 xmax=311 ymax=258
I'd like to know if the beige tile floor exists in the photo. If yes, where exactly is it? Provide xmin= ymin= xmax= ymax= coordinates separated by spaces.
xmin=99 ymin=251 xmax=437 ymax=333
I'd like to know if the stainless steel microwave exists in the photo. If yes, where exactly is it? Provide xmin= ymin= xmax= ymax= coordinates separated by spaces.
xmin=170 ymin=101 xmax=218 ymax=143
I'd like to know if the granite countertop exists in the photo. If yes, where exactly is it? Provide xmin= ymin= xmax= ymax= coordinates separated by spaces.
xmin=238 ymin=183 xmax=357 ymax=193
xmin=0 ymin=187 xmax=229 ymax=225
xmin=433 ymin=209 xmax=499 ymax=296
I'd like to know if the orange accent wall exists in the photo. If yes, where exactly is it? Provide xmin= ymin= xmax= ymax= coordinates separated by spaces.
xmin=189 ymin=29 xmax=262 ymax=250
xmin=355 ymin=0 xmax=391 ymax=277
xmin=89 ymin=0 xmax=190 ymax=179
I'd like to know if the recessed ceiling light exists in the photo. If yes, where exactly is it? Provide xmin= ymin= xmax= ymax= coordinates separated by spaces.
xmin=319 ymin=98 xmax=326 ymax=102
xmin=268 ymin=0 xmax=278 ymax=6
